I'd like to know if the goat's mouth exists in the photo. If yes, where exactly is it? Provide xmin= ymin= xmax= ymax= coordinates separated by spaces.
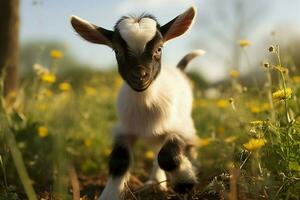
xmin=126 ymin=68 xmax=153 ymax=92
xmin=127 ymin=76 xmax=152 ymax=92
xmin=128 ymin=78 xmax=152 ymax=92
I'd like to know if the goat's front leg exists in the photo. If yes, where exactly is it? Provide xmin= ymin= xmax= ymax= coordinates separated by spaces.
xmin=146 ymin=142 xmax=167 ymax=190
xmin=157 ymin=134 xmax=198 ymax=194
xmin=99 ymin=136 xmax=134 ymax=200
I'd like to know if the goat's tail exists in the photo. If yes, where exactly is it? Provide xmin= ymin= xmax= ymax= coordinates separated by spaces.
xmin=177 ymin=49 xmax=206 ymax=71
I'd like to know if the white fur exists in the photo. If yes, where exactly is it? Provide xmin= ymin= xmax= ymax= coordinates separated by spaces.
xmin=117 ymin=17 xmax=157 ymax=53
xmin=99 ymin=175 xmax=128 ymax=200
xmin=114 ymin=66 xmax=196 ymax=142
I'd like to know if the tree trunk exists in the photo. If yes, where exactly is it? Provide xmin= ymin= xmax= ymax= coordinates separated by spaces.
xmin=0 ymin=0 xmax=19 ymax=97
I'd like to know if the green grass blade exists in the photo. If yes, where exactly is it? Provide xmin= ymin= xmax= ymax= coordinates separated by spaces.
xmin=4 ymin=127 xmax=37 ymax=200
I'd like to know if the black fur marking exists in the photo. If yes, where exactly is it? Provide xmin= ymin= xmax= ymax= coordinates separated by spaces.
xmin=108 ymin=142 xmax=130 ymax=177
xmin=157 ymin=137 xmax=185 ymax=172
xmin=174 ymin=182 xmax=195 ymax=194
xmin=113 ymin=30 xmax=163 ymax=92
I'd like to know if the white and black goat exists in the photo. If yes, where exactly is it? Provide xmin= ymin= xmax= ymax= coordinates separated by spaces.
xmin=71 ymin=6 xmax=205 ymax=200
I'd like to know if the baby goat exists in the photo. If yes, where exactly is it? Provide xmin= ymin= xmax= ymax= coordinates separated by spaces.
xmin=71 ymin=6 xmax=204 ymax=200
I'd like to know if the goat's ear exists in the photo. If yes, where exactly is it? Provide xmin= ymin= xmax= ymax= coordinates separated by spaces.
xmin=160 ymin=6 xmax=196 ymax=42
xmin=71 ymin=15 xmax=113 ymax=48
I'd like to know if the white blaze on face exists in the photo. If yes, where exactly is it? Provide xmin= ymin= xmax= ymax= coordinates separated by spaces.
xmin=117 ymin=17 xmax=157 ymax=53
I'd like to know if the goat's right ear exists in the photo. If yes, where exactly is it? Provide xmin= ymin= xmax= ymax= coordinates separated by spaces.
xmin=71 ymin=15 xmax=113 ymax=48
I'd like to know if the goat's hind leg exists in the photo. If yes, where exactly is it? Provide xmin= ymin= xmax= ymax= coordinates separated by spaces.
xmin=157 ymin=134 xmax=197 ymax=194
xmin=99 ymin=136 xmax=134 ymax=200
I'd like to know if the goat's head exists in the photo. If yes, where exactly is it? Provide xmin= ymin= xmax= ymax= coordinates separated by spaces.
xmin=71 ymin=6 xmax=196 ymax=92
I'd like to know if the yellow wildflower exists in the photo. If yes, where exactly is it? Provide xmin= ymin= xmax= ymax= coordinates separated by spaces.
xmin=59 ymin=82 xmax=71 ymax=91
xmin=217 ymin=99 xmax=229 ymax=109
xmin=41 ymin=73 xmax=56 ymax=83
xmin=229 ymin=70 xmax=240 ymax=79
xmin=145 ymin=150 xmax=155 ymax=160
xmin=38 ymin=126 xmax=48 ymax=138
xmin=238 ymin=40 xmax=251 ymax=47
xmin=50 ymin=50 xmax=63 ymax=59
xmin=84 ymin=86 xmax=97 ymax=96
xmin=243 ymin=138 xmax=266 ymax=151
xmin=272 ymin=88 xmax=293 ymax=102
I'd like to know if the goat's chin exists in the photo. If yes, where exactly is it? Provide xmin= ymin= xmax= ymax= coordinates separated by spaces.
xmin=125 ymin=80 xmax=152 ymax=92
xmin=129 ymin=83 xmax=151 ymax=92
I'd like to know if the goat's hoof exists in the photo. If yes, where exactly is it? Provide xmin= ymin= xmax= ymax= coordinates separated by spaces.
xmin=173 ymin=182 xmax=195 ymax=194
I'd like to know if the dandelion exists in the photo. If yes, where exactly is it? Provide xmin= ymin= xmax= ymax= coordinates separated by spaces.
xmin=41 ymin=73 xmax=56 ymax=83
xmin=144 ymin=150 xmax=155 ymax=160
xmin=50 ymin=50 xmax=63 ymax=59
xmin=243 ymin=138 xmax=266 ymax=151
xmin=229 ymin=70 xmax=240 ymax=79
xmin=238 ymin=40 xmax=251 ymax=47
xmin=84 ymin=86 xmax=97 ymax=96
xmin=272 ymin=88 xmax=293 ymax=102
xmin=217 ymin=99 xmax=229 ymax=109
xmin=59 ymin=82 xmax=71 ymax=92
xmin=38 ymin=126 xmax=48 ymax=138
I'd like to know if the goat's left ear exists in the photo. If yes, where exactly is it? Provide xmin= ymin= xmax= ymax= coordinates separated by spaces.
xmin=71 ymin=15 xmax=114 ymax=48
xmin=160 ymin=6 xmax=196 ymax=43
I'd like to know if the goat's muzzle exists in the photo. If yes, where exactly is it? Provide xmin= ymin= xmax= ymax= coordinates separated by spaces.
xmin=129 ymin=66 xmax=151 ymax=92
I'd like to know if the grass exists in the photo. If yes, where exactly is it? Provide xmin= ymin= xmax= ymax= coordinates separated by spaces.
xmin=0 ymin=44 xmax=300 ymax=200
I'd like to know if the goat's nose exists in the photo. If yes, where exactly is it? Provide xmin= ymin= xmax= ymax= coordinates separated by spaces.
xmin=131 ymin=67 xmax=148 ymax=80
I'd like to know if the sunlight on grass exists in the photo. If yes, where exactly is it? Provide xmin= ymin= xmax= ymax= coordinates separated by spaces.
xmin=1 ymin=43 xmax=300 ymax=199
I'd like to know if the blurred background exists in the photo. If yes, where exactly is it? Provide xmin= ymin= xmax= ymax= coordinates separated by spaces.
xmin=19 ymin=0 xmax=300 ymax=82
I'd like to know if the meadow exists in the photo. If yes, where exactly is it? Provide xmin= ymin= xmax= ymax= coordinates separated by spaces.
xmin=0 ymin=43 xmax=300 ymax=200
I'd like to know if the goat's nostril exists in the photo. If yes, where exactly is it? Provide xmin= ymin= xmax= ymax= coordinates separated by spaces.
xmin=131 ymin=69 xmax=148 ymax=81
